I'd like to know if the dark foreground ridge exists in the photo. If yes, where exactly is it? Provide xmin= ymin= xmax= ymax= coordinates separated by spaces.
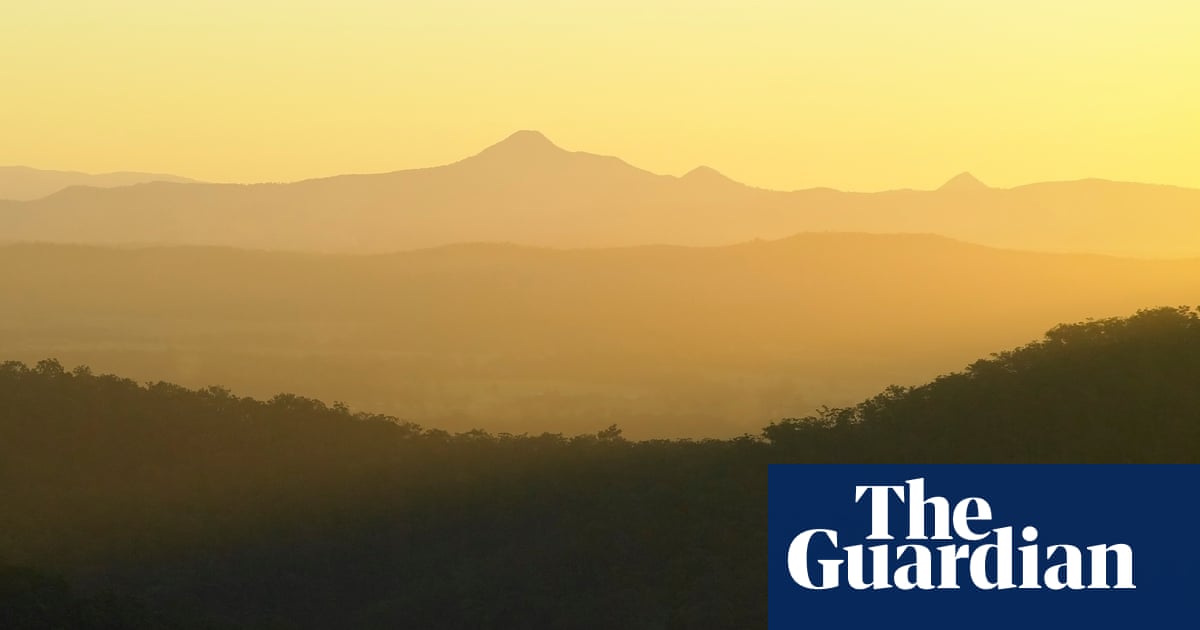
xmin=1 ymin=307 xmax=1197 ymax=628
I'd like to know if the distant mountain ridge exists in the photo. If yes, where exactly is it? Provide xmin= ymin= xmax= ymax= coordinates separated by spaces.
xmin=0 ymin=165 xmax=196 ymax=201
xmin=938 ymin=171 xmax=989 ymax=192
xmin=2 ymin=131 xmax=1197 ymax=256
xmin=2 ymin=233 xmax=1197 ymax=437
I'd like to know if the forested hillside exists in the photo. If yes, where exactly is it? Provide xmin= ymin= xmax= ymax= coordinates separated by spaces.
xmin=1 ymin=307 xmax=1197 ymax=628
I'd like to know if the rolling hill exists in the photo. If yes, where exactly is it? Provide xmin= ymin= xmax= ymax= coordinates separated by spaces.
xmin=0 ymin=166 xmax=195 ymax=201
xmin=2 ymin=307 xmax=1197 ymax=628
xmin=1 ymin=234 xmax=1197 ymax=437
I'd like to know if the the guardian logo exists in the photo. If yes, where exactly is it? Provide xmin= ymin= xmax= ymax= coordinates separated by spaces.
xmin=770 ymin=466 xmax=1197 ymax=628
xmin=787 ymin=478 xmax=1135 ymax=591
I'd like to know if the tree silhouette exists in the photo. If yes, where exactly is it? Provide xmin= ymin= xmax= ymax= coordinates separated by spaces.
xmin=1 ymin=307 xmax=1197 ymax=627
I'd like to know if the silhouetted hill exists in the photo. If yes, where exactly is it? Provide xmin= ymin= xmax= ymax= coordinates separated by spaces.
xmin=681 ymin=165 xmax=740 ymax=187
xmin=938 ymin=171 xmax=989 ymax=192
xmin=0 ymin=358 xmax=764 ymax=628
xmin=2 ymin=235 xmax=1198 ymax=437
xmin=1 ymin=132 xmax=1198 ymax=256
xmin=2 ymin=308 xmax=1197 ymax=627
xmin=765 ymin=306 xmax=1200 ymax=462
xmin=0 ymin=563 xmax=150 ymax=629
xmin=0 ymin=166 xmax=195 ymax=201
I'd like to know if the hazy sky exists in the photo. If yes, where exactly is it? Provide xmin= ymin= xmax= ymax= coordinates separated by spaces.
xmin=2 ymin=1 xmax=1196 ymax=191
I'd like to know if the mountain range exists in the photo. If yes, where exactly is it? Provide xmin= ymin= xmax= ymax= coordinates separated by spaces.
xmin=2 ymin=131 xmax=1198 ymax=257
xmin=0 ymin=165 xmax=195 ymax=201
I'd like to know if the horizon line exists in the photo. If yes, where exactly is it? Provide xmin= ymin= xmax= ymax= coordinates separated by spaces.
xmin=4 ymin=129 xmax=1197 ymax=196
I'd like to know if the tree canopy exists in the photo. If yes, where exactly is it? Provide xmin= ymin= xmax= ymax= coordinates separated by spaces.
xmin=1 ymin=307 xmax=1196 ymax=628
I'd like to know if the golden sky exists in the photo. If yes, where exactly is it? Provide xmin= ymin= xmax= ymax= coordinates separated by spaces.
xmin=2 ymin=1 xmax=1196 ymax=191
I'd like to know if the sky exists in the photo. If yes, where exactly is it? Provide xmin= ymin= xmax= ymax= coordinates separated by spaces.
xmin=1 ymin=0 xmax=1196 ymax=191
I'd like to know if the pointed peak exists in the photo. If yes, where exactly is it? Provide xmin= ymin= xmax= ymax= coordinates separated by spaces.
xmin=682 ymin=165 xmax=736 ymax=185
xmin=938 ymin=172 xmax=989 ymax=192
xmin=481 ymin=130 xmax=563 ymax=156
xmin=684 ymin=165 xmax=721 ymax=178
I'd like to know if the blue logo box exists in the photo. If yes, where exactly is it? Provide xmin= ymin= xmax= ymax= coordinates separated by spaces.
xmin=768 ymin=465 xmax=1199 ymax=628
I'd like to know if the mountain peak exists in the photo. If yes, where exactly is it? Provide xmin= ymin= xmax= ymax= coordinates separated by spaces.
xmin=479 ymin=130 xmax=564 ymax=158
xmin=938 ymin=172 xmax=989 ymax=192
xmin=682 ymin=165 xmax=737 ymax=186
